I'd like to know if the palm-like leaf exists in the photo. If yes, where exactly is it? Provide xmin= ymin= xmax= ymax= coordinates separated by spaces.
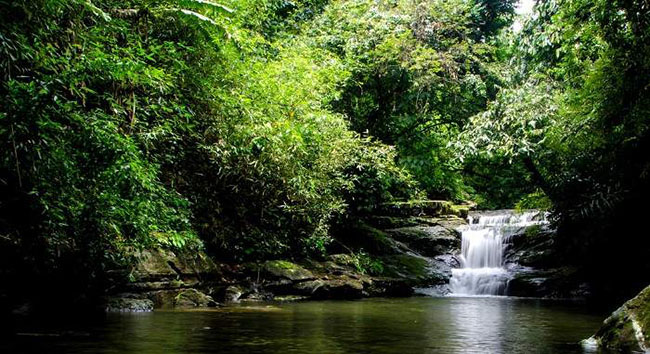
xmin=176 ymin=0 xmax=234 ymax=14
xmin=152 ymin=0 xmax=235 ymax=42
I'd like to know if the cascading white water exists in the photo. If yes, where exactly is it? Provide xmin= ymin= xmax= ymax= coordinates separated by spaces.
xmin=449 ymin=211 xmax=546 ymax=296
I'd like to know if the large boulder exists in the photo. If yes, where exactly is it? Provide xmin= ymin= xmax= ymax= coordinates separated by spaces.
xmin=120 ymin=248 xmax=221 ymax=292
xmin=380 ymin=254 xmax=451 ymax=287
xmin=293 ymin=278 xmax=365 ymax=299
xmin=585 ymin=284 xmax=650 ymax=352
xmin=506 ymin=266 xmax=588 ymax=298
xmin=105 ymin=248 xmax=223 ymax=311
xmin=149 ymin=289 xmax=218 ymax=309
xmin=132 ymin=248 xmax=220 ymax=282
xmin=386 ymin=225 xmax=460 ymax=257
xmin=504 ymin=228 xmax=557 ymax=268
xmin=223 ymin=285 xmax=244 ymax=303
xmin=263 ymin=260 xmax=315 ymax=281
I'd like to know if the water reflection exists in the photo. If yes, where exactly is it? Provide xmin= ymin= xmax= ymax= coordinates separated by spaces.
xmin=443 ymin=297 xmax=506 ymax=353
xmin=3 ymin=297 xmax=605 ymax=354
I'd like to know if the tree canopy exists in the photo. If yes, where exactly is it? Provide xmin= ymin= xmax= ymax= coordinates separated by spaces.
xmin=1 ymin=0 xmax=649 ymax=301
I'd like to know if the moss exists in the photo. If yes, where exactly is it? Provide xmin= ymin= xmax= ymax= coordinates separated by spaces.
xmin=597 ymin=310 xmax=639 ymax=351
xmin=626 ymin=285 xmax=650 ymax=348
xmin=174 ymin=289 xmax=217 ymax=308
xmin=380 ymin=254 xmax=442 ymax=286
xmin=524 ymin=224 xmax=542 ymax=238
xmin=271 ymin=260 xmax=297 ymax=270
xmin=594 ymin=284 xmax=650 ymax=351
xmin=263 ymin=260 xmax=315 ymax=281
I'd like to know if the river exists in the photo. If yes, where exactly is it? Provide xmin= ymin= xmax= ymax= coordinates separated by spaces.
xmin=3 ymin=296 xmax=607 ymax=354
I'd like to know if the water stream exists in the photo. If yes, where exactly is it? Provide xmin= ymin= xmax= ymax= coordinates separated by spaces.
xmin=449 ymin=210 xmax=547 ymax=296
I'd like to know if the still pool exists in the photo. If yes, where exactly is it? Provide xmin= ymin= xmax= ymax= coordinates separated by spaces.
xmin=2 ymin=296 xmax=609 ymax=354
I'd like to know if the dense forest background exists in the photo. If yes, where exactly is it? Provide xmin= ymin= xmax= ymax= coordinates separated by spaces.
xmin=1 ymin=0 xmax=649 ymax=305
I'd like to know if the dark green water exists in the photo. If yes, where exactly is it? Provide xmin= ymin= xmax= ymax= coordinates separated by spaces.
xmin=3 ymin=297 xmax=607 ymax=354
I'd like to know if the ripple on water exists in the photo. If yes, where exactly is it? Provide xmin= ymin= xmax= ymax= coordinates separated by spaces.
xmin=2 ymin=296 xmax=605 ymax=354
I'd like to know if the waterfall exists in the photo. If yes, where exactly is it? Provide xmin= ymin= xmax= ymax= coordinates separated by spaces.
xmin=449 ymin=210 xmax=546 ymax=296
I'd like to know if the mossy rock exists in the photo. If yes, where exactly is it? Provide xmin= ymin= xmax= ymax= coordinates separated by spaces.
xmin=149 ymin=289 xmax=218 ymax=309
xmin=263 ymin=260 xmax=315 ymax=281
xmin=132 ymin=248 xmax=220 ymax=282
xmin=132 ymin=249 xmax=179 ymax=280
xmin=380 ymin=254 xmax=445 ymax=287
xmin=449 ymin=205 xmax=470 ymax=219
xmin=335 ymin=222 xmax=403 ymax=255
xmin=588 ymin=284 xmax=650 ymax=352
xmin=386 ymin=225 xmax=460 ymax=257
xmin=174 ymin=289 xmax=218 ymax=308
xmin=505 ymin=229 xmax=557 ymax=268
xmin=378 ymin=200 xmax=471 ymax=218
xmin=506 ymin=267 xmax=585 ymax=298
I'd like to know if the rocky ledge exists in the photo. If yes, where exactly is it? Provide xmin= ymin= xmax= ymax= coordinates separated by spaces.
xmin=105 ymin=251 xmax=415 ymax=312
xmin=502 ymin=226 xmax=590 ymax=298
xmin=105 ymin=202 xmax=468 ymax=311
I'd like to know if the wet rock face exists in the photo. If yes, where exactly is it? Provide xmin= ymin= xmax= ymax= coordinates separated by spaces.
xmin=587 ymin=284 xmax=650 ymax=352
xmin=505 ymin=266 xmax=590 ymax=298
xmin=332 ymin=214 xmax=464 ymax=290
xmin=501 ymin=226 xmax=590 ymax=299
xmin=504 ymin=228 xmax=557 ymax=269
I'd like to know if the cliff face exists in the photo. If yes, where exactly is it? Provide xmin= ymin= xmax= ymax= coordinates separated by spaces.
xmin=585 ymin=284 xmax=650 ymax=352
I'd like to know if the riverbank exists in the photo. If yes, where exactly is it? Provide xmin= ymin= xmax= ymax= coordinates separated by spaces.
xmin=100 ymin=208 xmax=593 ymax=312
xmin=101 ymin=201 xmax=471 ymax=312
xmin=3 ymin=204 xmax=598 ymax=314
xmin=1 ymin=200 xmax=472 ymax=314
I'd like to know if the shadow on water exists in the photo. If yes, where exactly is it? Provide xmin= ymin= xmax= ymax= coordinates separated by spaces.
xmin=1 ymin=297 xmax=608 ymax=354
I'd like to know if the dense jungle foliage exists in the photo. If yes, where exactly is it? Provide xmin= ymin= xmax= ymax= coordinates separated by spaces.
xmin=461 ymin=0 xmax=650 ymax=302
xmin=1 ymin=0 xmax=649 ymax=302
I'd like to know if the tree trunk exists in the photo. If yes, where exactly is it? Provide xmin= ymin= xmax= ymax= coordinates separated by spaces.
xmin=522 ymin=156 xmax=553 ymax=199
